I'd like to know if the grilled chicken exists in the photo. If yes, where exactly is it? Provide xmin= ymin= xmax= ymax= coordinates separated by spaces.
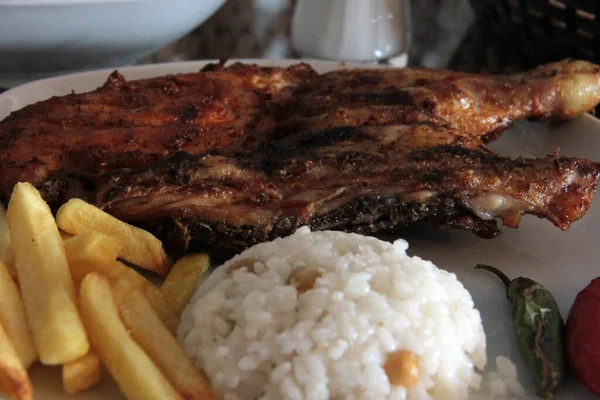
xmin=1 ymin=59 xmax=600 ymax=255
xmin=98 ymin=122 xmax=600 ymax=255
xmin=268 ymin=60 xmax=600 ymax=142
xmin=2 ymin=59 xmax=599 ymax=203
xmin=0 ymin=62 xmax=317 ymax=204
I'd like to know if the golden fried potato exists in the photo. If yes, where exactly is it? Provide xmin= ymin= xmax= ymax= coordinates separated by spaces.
xmin=0 ymin=323 xmax=32 ymax=400
xmin=161 ymin=253 xmax=210 ymax=316
xmin=79 ymin=272 xmax=182 ymax=400
xmin=59 ymin=231 xmax=74 ymax=241
xmin=64 ymin=231 xmax=123 ymax=286
xmin=113 ymin=280 xmax=215 ymax=400
xmin=109 ymin=261 xmax=179 ymax=334
xmin=65 ymin=232 xmax=179 ymax=333
xmin=6 ymin=183 xmax=89 ymax=365
xmin=56 ymin=199 xmax=171 ymax=276
xmin=0 ymin=204 xmax=16 ymax=279
xmin=62 ymin=350 xmax=103 ymax=394
xmin=0 ymin=261 xmax=36 ymax=368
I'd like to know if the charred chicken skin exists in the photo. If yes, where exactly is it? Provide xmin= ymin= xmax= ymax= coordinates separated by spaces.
xmin=0 ymin=62 xmax=317 ymax=204
xmin=265 ymin=59 xmax=600 ymax=142
xmin=98 ymin=122 xmax=600 ymax=255
xmin=1 ymin=59 xmax=600 ymax=254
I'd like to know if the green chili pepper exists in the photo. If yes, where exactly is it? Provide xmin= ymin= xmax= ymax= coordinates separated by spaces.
xmin=475 ymin=264 xmax=565 ymax=399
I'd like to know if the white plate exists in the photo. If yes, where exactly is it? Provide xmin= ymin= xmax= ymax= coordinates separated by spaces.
xmin=1 ymin=60 xmax=599 ymax=399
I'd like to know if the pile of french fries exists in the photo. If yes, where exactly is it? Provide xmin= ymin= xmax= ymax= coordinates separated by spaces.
xmin=0 ymin=182 xmax=214 ymax=400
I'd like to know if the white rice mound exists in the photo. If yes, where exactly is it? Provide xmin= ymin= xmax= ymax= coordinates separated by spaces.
xmin=179 ymin=227 xmax=487 ymax=400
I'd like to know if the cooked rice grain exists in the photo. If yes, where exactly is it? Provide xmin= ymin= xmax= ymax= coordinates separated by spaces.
xmin=179 ymin=227 xmax=487 ymax=400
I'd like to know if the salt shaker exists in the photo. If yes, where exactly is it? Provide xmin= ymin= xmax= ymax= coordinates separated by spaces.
xmin=291 ymin=0 xmax=411 ymax=65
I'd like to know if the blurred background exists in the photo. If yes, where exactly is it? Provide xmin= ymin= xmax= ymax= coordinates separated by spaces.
xmin=147 ymin=0 xmax=474 ymax=68
xmin=148 ymin=0 xmax=600 ymax=73
xmin=1 ymin=0 xmax=599 ymax=88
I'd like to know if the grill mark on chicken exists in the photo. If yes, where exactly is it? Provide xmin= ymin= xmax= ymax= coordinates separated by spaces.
xmin=0 ymin=63 xmax=318 ymax=200
xmin=280 ymin=60 xmax=600 ymax=141
xmin=97 ymin=123 xmax=600 ymax=255
xmin=1 ymin=59 xmax=600 ymax=255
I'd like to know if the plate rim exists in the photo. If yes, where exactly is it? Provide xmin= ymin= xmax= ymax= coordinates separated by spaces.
xmin=0 ymin=59 xmax=359 ymax=97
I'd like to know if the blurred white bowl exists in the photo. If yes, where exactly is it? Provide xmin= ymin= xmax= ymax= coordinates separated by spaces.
xmin=0 ymin=0 xmax=226 ymax=87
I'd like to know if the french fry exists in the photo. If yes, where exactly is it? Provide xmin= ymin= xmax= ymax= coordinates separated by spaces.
xmin=161 ymin=253 xmax=210 ymax=316
xmin=64 ymin=232 xmax=179 ymax=333
xmin=56 ymin=199 xmax=171 ymax=276
xmin=109 ymin=261 xmax=179 ymax=334
xmin=59 ymin=231 xmax=74 ymax=241
xmin=0 ymin=204 xmax=16 ymax=279
xmin=0 ymin=323 xmax=32 ymax=400
xmin=64 ymin=231 xmax=123 ymax=286
xmin=113 ymin=280 xmax=215 ymax=400
xmin=79 ymin=272 xmax=182 ymax=400
xmin=62 ymin=350 xmax=103 ymax=394
xmin=0 ymin=261 xmax=36 ymax=368
xmin=6 ymin=183 xmax=89 ymax=365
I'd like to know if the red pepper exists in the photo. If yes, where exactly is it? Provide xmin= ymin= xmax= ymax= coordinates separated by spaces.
xmin=566 ymin=278 xmax=600 ymax=395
